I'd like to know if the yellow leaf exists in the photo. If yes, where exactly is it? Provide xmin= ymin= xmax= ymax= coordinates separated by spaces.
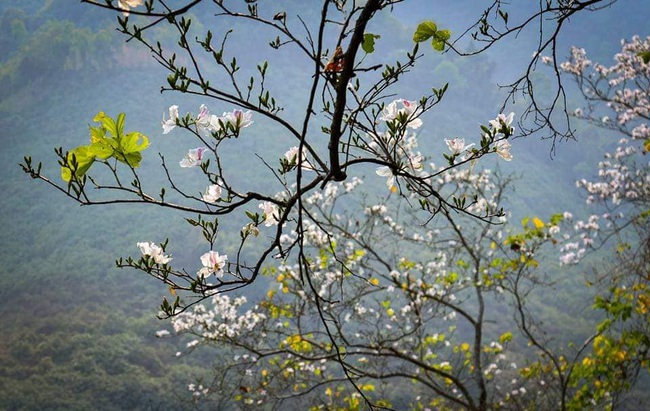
xmin=369 ymin=278 xmax=380 ymax=286
xmin=532 ymin=217 xmax=544 ymax=229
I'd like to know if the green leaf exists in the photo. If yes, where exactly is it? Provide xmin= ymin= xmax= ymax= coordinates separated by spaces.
xmin=121 ymin=151 xmax=143 ymax=167
xmin=436 ymin=29 xmax=451 ymax=41
xmin=61 ymin=146 xmax=96 ymax=182
xmin=121 ymin=131 xmax=149 ymax=154
xmin=93 ymin=111 xmax=118 ymax=138
xmin=362 ymin=33 xmax=380 ymax=53
xmin=88 ymin=139 xmax=114 ymax=159
xmin=431 ymin=30 xmax=451 ymax=51
xmin=89 ymin=125 xmax=106 ymax=143
xmin=413 ymin=21 xmax=437 ymax=43
xmin=116 ymin=112 xmax=126 ymax=137
xmin=431 ymin=38 xmax=445 ymax=51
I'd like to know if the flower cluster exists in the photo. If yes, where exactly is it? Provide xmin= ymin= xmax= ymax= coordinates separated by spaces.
xmin=371 ymin=100 xmax=426 ymax=192
xmin=162 ymin=104 xmax=253 ymax=136
xmin=172 ymin=294 xmax=266 ymax=339
xmin=137 ymin=242 xmax=172 ymax=264
xmin=554 ymin=37 xmax=650 ymax=265
xmin=379 ymin=98 xmax=423 ymax=129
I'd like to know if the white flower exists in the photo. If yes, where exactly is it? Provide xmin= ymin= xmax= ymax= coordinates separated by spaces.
xmin=380 ymin=99 xmax=423 ymax=129
xmin=193 ymin=105 xmax=223 ymax=134
xmin=198 ymin=251 xmax=228 ymax=278
xmin=155 ymin=330 xmax=170 ymax=338
xmin=284 ymin=146 xmax=299 ymax=165
xmin=495 ymin=140 xmax=513 ymax=161
xmin=283 ymin=146 xmax=313 ymax=170
xmin=376 ymin=166 xmax=397 ymax=192
xmin=489 ymin=112 xmax=515 ymax=133
xmin=408 ymin=153 xmax=424 ymax=171
xmin=137 ymin=242 xmax=172 ymax=264
xmin=179 ymin=147 xmax=208 ymax=167
xmin=259 ymin=201 xmax=280 ymax=227
xmin=196 ymin=104 xmax=210 ymax=126
xmin=202 ymin=183 xmax=222 ymax=203
xmin=445 ymin=138 xmax=474 ymax=155
xmin=162 ymin=105 xmax=179 ymax=134
xmin=222 ymin=109 xmax=253 ymax=130
xmin=242 ymin=222 xmax=260 ymax=237
xmin=117 ymin=0 xmax=144 ymax=16
xmin=194 ymin=105 xmax=213 ymax=132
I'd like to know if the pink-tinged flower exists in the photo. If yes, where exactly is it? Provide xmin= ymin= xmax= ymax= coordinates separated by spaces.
xmin=376 ymin=166 xmax=397 ymax=192
xmin=495 ymin=140 xmax=513 ymax=161
xmin=179 ymin=147 xmax=208 ymax=168
xmin=137 ymin=242 xmax=172 ymax=264
xmin=195 ymin=105 xmax=223 ymax=134
xmin=117 ymin=0 xmax=144 ymax=16
xmin=445 ymin=138 xmax=474 ymax=155
xmin=195 ymin=104 xmax=211 ymax=128
xmin=259 ymin=201 xmax=280 ymax=227
xmin=202 ymin=183 xmax=222 ymax=203
xmin=380 ymin=99 xmax=423 ymax=129
xmin=198 ymin=251 xmax=228 ymax=278
xmin=489 ymin=112 xmax=515 ymax=134
xmin=162 ymin=105 xmax=179 ymax=134
xmin=222 ymin=109 xmax=253 ymax=130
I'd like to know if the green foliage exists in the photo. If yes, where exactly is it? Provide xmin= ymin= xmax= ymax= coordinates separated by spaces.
xmin=61 ymin=112 xmax=149 ymax=182
xmin=412 ymin=20 xmax=451 ymax=51
xmin=362 ymin=32 xmax=381 ymax=53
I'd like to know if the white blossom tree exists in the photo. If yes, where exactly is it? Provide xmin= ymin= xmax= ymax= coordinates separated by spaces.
xmin=19 ymin=0 xmax=638 ymax=409
xmin=535 ymin=35 xmax=650 ymax=409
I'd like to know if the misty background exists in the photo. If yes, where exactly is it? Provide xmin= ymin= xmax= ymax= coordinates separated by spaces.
xmin=0 ymin=0 xmax=648 ymax=409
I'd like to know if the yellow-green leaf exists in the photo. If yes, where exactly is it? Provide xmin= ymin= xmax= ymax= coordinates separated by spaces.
xmin=413 ymin=21 xmax=438 ymax=42
xmin=61 ymin=146 xmax=96 ymax=182
xmin=362 ymin=33 xmax=380 ymax=53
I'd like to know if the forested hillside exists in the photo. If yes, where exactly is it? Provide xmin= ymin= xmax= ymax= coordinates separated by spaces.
xmin=1 ymin=0 xmax=648 ymax=409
